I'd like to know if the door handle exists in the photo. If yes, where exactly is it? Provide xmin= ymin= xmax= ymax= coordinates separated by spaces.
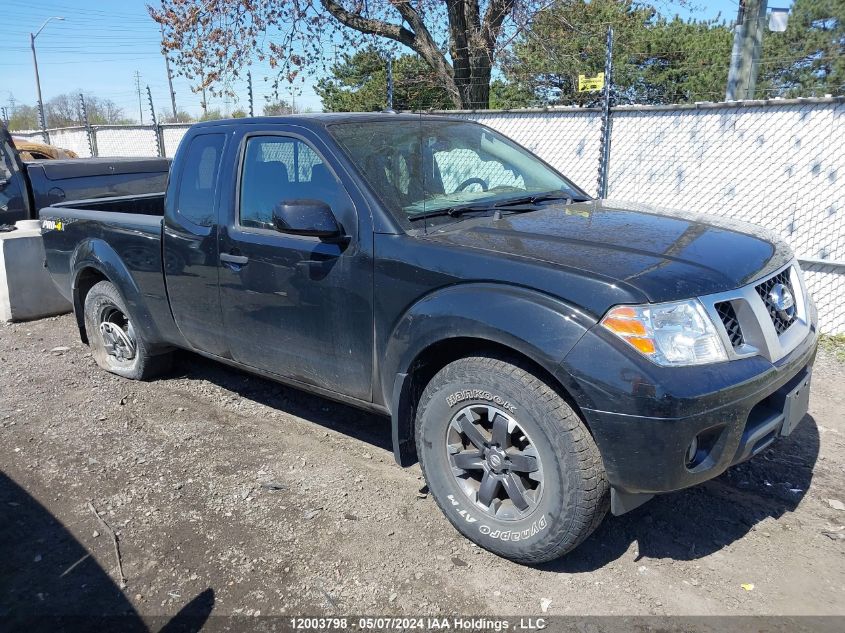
xmin=220 ymin=253 xmax=249 ymax=266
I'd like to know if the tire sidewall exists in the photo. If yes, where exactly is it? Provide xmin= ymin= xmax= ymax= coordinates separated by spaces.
xmin=84 ymin=282 xmax=142 ymax=379
xmin=418 ymin=368 xmax=582 ymax=559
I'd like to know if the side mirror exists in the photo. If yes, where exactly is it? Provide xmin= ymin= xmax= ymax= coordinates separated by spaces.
xmin=272 ymin=199 xmax=345 ymax=241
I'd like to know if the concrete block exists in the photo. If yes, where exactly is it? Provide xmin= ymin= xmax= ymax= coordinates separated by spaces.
xmin=0 ymin=220 xmax=72 ymax=322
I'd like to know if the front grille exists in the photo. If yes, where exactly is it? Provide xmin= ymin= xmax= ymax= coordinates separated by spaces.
xmin=715 ymin=301 xmax=744 ymax=348
xmin=755 ymin=268 xmax=796 ymax=335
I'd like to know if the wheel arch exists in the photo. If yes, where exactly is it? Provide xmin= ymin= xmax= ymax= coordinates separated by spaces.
xmin=73 ymin=266 xmax=109 ymax=344
xmin=382 ymin=284 xmax=596 ymax=466
xmin=69 ymin=238 xmax=165 ymax=348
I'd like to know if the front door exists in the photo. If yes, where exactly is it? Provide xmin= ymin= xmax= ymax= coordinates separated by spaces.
xmin=219 ymin=131 xmax=373 ymax=401
xmin=163 ymin=132 xmax=229 ymax=356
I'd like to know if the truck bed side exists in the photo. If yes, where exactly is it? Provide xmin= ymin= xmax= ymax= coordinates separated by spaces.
xmin=27 ymin=158 xmax=170 ymax=214
xmin=39 ymin=194 xmax=182 ymax=352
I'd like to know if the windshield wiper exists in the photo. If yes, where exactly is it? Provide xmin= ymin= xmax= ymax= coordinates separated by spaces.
xmin=407 ymin=191 xmax=589 ymax=222
xmin=408 ymin=204 xmax=498 ymax=222
xmin=493 ymin=191 xmax=587 ymax=208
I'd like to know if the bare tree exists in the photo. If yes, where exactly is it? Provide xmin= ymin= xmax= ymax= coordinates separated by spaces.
xmin=45 ymin=94 xmax=80 ymax=128
xmin=45 ymin=92 xmax=130 ymax=127
xmin=263 ymin=99 xmax=301 ymax=115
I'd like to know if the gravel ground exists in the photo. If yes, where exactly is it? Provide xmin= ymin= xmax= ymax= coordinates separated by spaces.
xmin=1 ymin=313 xmax=844 ymax=622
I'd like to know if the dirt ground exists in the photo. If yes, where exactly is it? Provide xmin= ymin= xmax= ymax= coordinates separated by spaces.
xmin=1 ymin=313 xmax=844 ymax=624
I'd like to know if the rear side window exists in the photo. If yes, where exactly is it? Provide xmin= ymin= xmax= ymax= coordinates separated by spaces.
xmin=176 ymin=134 xmax=224 ymax=227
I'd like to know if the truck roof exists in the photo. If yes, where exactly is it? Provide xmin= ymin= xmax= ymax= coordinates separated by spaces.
xmin=191 ymin=112 xmax=462 ymax=130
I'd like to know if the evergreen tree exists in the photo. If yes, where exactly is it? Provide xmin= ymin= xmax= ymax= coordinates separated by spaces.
xmin=760 ymin=0 xmax=845 ymax=98
xmin=316 ymin=48 xmax=454 ymax=112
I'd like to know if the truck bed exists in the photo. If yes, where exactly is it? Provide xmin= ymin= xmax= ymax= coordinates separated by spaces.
xmin=26 ymin=158 xmax=169 ymax=214
xmin=40 ymin=194 xmax=168 ymax=309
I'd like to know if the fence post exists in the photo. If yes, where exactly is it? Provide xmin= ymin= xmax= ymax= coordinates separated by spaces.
xmin=146 ymin=85 xmax=164 ymax=157
xmin=597 ymin=26 xmax=614 ymax=199
xmin=79 ymin=93 xmax=98 ymax=157
xmin=386 ymin=56 xmax=394 ymax=111
xmin=247 ymin=70 xmax=254 ymax=117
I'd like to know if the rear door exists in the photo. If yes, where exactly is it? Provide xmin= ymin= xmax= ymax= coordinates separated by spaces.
xmin=218 ymin=127 xmax=374 ymax=401
xmin=163 ymin=131 xmax=229 ymax=356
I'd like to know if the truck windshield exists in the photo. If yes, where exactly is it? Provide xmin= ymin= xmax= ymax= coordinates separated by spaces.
xmin=328 ymin=119 xmax=585 ymax=222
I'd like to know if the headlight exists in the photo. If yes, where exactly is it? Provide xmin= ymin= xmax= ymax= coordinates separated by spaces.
xmin=600 ymin=299 xmax=728 ymax=366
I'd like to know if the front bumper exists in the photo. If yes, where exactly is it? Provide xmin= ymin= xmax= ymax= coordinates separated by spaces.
xmin=559 ymin=309 xmax=818 ymax=515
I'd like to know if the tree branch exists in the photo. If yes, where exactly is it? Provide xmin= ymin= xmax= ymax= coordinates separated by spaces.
xmin=482 ymin=0 xmax=516 ymax=49
xmin=319 ymin=0 xmax=460 ymax=106
xmin=319 ymin=0 xmax=417 ymax=48
xmin=387 ymin=0 xmax=459 ymax=104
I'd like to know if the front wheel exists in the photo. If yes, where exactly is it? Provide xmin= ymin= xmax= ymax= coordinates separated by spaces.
xmin=83 ymin=280 xmax=172 ymax=380
xmin=415 ymin=354 xmax=609 ymax=564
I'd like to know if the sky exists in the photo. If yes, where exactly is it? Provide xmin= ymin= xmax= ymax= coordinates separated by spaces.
xmin=2 ymin=0 xmax=754 ymax=122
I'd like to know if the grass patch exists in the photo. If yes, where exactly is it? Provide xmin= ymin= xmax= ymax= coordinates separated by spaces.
xmin=819 ymin=334 xmax=845 ymax=363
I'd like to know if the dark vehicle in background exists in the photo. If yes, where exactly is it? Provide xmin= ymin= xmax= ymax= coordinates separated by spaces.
xmin=1 ymin=124 xmax=169 ymax=226
xmin=40 ymin=114 xmax=818 ymax=564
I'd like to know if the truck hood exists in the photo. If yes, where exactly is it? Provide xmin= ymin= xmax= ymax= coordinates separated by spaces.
xmin=423 ymin=199 xmax=793 ymax=303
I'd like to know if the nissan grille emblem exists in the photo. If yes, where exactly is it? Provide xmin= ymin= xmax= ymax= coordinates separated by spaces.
xmin=769 ymin=283 xmax=796 ymax=320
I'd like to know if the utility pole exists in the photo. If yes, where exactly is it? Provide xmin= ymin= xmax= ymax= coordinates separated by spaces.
xmin=1 ymin=107 xmax=7 ymax=126
xmin=30 ymin=32 xmax=45 ymax=132
xmin=30 ymin=16 xmax=64 ymax=142
xmin=134 ymin=71 xmax=144 ymax=124
xmin=198 ymin=66 xmax=208 ymax=118
xmin=201 ymin=84 xmax=208 ymax=118
xmin=726 ymin=0 xmax=769 ymax=101
xmin=159 ymin=23 xmax=178 ymax=120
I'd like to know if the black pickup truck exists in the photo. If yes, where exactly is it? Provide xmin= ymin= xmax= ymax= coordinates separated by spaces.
xmin=40 ymin=114 xmax=818 ymax=563
xmin=1 ymin=124 xmax=169 ymax=226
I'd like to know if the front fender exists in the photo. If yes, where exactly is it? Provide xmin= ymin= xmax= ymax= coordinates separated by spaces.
xmin=70 ymin=238 xmax=166 ymax=349
xmin=381 ymin=283 xmax=596 ymax=465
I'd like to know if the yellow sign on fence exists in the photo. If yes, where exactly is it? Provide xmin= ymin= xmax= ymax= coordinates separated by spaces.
xmin=578 ymin=72 xmax=605 ymax=92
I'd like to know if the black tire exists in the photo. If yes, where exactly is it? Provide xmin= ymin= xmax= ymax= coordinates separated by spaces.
xmin=83 ymin=280 xmax=172 ymax=381
xmin=415 ymin=354 xmax=609 ymax=564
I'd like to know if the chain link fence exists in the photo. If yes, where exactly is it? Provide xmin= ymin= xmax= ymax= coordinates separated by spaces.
xmin=455 ymin=98 xmax=845 ymax=334
xmin=14 ymin=124 xmax=192 ymax=159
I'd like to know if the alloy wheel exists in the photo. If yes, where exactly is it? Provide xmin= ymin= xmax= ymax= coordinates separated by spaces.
xmin=446 ymin=404 xmax=543 ymax=521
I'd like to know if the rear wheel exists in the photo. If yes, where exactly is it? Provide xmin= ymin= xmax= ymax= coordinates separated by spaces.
xmin=83 ymin=280 xmax=172 ymax=380
xmin=415 ymin=354 xmax=609 ymax=564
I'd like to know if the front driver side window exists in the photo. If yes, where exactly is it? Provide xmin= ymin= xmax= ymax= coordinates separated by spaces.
xmin=239 ymin=135 xmax=345 ymax=230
